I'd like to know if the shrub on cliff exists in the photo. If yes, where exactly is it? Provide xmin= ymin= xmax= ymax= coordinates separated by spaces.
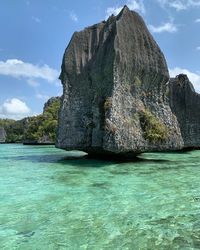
xmin=139 ymin=109 xmax=168 ymax=142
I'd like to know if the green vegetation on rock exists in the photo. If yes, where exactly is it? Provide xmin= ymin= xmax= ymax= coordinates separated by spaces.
xmin=0 ymin=97 xmax=61 ymax=144
xmin=139 ymin=109 xmax=168 ymax=142
xmin=104 ymin=97 xmax=112 ymax=111
xmin=0 ymin=119 xmax=26 ymax=143
xmin=24 ymin=97 xmax=61 ymax=143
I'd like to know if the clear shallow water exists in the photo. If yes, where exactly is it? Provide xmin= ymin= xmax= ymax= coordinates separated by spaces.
xmin=0 ymin=144 xmax=200 ymax=249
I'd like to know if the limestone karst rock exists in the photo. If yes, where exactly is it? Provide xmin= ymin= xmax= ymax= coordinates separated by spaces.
xmin=169 ymin=74 xmax=200 ymax=149
xmin=57 ymin=6 xmax=183 ymax=156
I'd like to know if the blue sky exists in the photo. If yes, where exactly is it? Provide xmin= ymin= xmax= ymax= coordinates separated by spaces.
xmin=0 ymin=0 xmax=200 ymax=119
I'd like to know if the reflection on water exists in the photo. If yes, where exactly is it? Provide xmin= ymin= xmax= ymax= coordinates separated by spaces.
xmin=0 ymin=144 xmax=200 ymax=249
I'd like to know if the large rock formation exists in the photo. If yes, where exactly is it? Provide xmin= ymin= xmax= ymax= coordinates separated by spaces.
xmin=57 ymin=6 xmax=183 ymax=156
xmin=169 ymin=74 xmax=200 ymax=148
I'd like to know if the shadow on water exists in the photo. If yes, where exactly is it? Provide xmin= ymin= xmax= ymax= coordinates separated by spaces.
xmin=58 ymin=155 xmax=172 ymax=168
xmin=2 ymin=152 xmax=172 ymax=167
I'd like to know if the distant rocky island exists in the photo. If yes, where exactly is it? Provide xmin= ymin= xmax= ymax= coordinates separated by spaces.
xmin=0 ymin=97 xmax=60 ymax=145
xmin=169 ymin=74 xmax=200 ymax=149
xmin=56 ymin=5 xmax=200 ymax=157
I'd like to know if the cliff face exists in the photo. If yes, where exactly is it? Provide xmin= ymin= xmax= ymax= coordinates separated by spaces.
xmin=169 ymin=74 xmax=200 ymax=148
xmin=57 ymin=6 xmax=183 ymax=156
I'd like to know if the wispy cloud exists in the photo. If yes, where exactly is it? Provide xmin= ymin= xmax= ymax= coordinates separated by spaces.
xmin=170 ymin=67 xmax=200 ymax=93
xmin=149 ymin=20 xmax=178 ymax=33
xmin=0 ymin=98 xmax=31 ymax=120
xmin=195 ymin=18 xmax=200 ymax=23
xmin=196 ymin=46 xmax=200 ymax=51
xmin=36 ymin=93 xmax=50 ymax=101
xmin=0 ymin=59 xmax=59 ymax=86
xmin=27 ymin=79 xmax=39 ymax=87
xmin=106 ymin=6 xmax=123 ymax=18
xmin=70 ymin=11 xmax=78 ymax=22
xmin=105 ymin=0 xmax=145 ymax=19
xmin=157 ymin=0 xmax=200 ymax=11
xmin=32 ymin=16 xmax=41 ymax=23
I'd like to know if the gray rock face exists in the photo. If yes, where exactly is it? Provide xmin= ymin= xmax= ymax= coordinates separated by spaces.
xmin=0 ymin=127 xmax=6 ymax=143
xmin=169 ymin=74 xmax=200 ymax=148
xmin=57 ymin=6 xmax=183 ymax=156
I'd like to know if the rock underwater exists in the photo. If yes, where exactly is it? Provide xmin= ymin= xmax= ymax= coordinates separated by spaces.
xmin=56 ymin=5 xmax=184 ymax=157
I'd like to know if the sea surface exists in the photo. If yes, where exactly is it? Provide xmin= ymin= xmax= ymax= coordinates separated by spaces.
xmin=1 ymin=144 xmax=200 ymax=249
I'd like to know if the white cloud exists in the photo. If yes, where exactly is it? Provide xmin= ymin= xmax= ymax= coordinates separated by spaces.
xmin=196 ymin=46 xmax=200 ymax=51
xmin=105 ymin=0 xmax=145 ymax=19
xmin=149 ymin=21 xmax=178 ymax=33
xmin=70 ymin=12 xmax=78 ymax=22
xmin=0 ymin=59 xmax=59 ymax=85
xmin=195 ymin=18 xmax=200 ymax=23
xmin=166 ymin=0 xmax=186 ymax=10
xmin=32 ymin=16 xmax=41 ymax=23
xmin=169 ymin=67 xmax=200 ymax=93
xmin=157 ymin=0 xmax=200 ymax=11
xmin=0 ymin=98 xmax=31 ymax=120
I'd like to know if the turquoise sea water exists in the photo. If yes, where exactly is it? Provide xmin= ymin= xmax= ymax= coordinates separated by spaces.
xmin=1 ymin=144 xmax=200 ymax=249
